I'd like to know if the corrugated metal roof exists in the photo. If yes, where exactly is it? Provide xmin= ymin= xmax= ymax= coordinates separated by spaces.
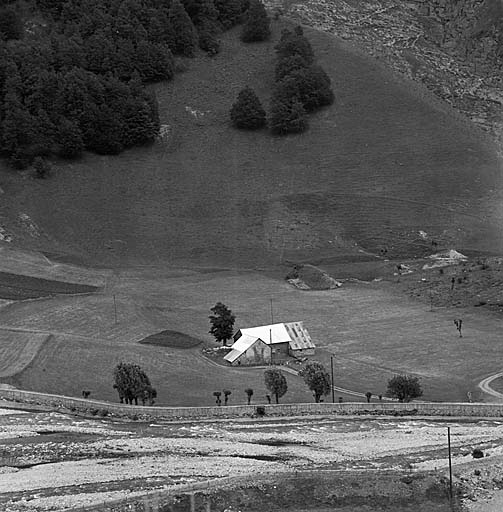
xmin=284 ymin=321 xmax=315 ymax=350
xmin=224 ymin=334 xmax=264 ymax=363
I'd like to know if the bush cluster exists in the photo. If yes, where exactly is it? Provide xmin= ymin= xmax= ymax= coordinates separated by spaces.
xmin=0 ymin=0 xmax=247 ymax=168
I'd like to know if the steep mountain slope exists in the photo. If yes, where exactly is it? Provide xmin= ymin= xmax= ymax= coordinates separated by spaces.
xmin=0 ymin=19 xmax=501 ymax=268
xmin=281 ymin=0 xmax=503 ymax=145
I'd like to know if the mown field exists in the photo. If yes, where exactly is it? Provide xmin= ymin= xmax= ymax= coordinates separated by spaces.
xmin=0 ymin=18 xmax=500 ymax=269
xmin=0 ymin=266 xmax=501 ymax=405
xmin=0 ymin=13 xmax=501 ymax=407
xmin=0 ymin=330 xmax=50 ymax=378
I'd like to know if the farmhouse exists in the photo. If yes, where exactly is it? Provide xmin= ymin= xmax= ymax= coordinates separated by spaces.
xmin=224 ymin=322 xmax=315 ymax=366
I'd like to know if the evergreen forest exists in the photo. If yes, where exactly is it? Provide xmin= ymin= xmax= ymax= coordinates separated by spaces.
xmin=0 ymin=0 xmax=248 ymax=168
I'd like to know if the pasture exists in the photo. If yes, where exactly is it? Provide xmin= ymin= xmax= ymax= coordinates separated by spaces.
xmin=0 ymin=20 xmax=501 ymax=269
xmin=0 ymin=329 xmax=51 ymax=378
xmin=1 ymin=264 xmax=502 ymax=405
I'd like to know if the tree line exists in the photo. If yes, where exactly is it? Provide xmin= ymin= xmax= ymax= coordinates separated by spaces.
xmin=0 ymin=0 xmax=249 ymax=168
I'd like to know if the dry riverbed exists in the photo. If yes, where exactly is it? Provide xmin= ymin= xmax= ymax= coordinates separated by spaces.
xmin=2 ymin=405 xmax=503 ymax=510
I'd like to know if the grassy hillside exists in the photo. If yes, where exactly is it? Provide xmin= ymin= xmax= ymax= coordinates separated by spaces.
xmin=0 ymin=19 xmax=501 ymax=269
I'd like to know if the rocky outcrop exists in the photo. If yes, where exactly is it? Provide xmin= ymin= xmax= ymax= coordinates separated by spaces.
xmin=274 ymin=0 xmax=503 ymax=147
xmin=422 ymin=0 xmax=503 ymax=71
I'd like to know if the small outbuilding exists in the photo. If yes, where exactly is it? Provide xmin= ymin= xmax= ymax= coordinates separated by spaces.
xmin=224 ymin=321 xmax=315 ymax=366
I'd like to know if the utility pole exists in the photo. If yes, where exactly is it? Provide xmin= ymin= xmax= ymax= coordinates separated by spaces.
xmin=447 ymin=427 xmax=453 ymax=504
xmin=270 ymin=298 xmax=274 ymax=325
xmin=331 ymin=355 xmax=335 ymax=403
xmin=269 ymin=329 xmax=273 ymax=365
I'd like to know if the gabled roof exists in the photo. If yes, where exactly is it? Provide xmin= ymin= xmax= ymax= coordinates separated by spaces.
xmin=224 ymin=334 xmax=267 ymax=363
xmin=239 ymin=323 xmax=291 ymax=345
xmin=237 ymin=322 xmax=315 ymax=350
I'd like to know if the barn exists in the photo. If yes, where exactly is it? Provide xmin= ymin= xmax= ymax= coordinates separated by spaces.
xmin=224 ymin=322 xmax=315 ymax=366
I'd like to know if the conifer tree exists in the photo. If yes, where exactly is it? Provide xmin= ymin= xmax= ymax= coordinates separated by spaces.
xmin=269 ymin=94 xmax=307 ymax=135
xmin=214 ymin=0 xmax=243 ymax=29
xmin=230 ymin=86 xmax=266 ymax=129
xmin=1 ymin=75 xmax=35 ymax=167
xmin=275 ymin=27 xmax=314 ymax=64
xmin=240 ymin=0 xmax=270 ymax=43
xmin=168 ymin=0 xmax=198 ymax=56
xmin=275 ymin=54 xmax=309 ymax=82
xmin=122 ymin=97 xmax=157 ymax=147
xmin=57 ymin=117 xmax=84 ymax=158
xmin=135 ymin=40 xmax=174 ymax=82
xmin=0 ymin=7 xmax=23 ymax=41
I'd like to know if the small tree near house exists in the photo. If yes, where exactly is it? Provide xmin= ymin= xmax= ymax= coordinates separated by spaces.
xmin=386 ymin=374 xmax=423 ymax=403
xmin=223 ymin=389 xmax=232 ymax=405
xmin=264 ymin=368 xmax=287 ymax=404
xmin=245 ymin=387 xmax=254 ymax=404
xmin=209 ymin=302 xmax=235 ymax=345
xmin=299 ymin=361 xmax=331 ymax=403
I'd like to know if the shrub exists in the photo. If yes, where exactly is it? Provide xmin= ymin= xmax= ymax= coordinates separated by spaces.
xmin=230 ymin=87 xmax=266 ymax=129
xmin=472 ymin=448 xmax=484 ymax=459
xmin=33 ymin=156 xmax=51 ymax=179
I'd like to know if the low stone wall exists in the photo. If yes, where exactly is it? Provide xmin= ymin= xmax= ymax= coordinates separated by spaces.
xmin=2 ymin=386 xmax=503 ymax=420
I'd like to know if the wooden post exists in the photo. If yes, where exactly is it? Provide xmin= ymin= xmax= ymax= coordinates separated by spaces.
xmin=331 ymin=355 xmax=335 ymax=403
xmin=447 ymin=427 xmax=453 ymax=503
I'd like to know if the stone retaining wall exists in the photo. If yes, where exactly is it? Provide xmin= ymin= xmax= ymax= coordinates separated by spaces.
xmin=2 ymin=387 xmax=503 ymax=419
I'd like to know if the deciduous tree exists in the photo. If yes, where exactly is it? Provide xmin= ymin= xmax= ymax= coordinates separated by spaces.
xmin=209 ymin=302 xmax=235 ymax=345
xmin=386 ymin=374 xmax=423 ymax=403
xmin=264 ymin=368 xmax=287 ymax=404
xmin=299 ymin=361 xmax=331 ymax=403
xmin=245 ymin=387 xmax=253 ymax=404
xmin=113 ymin=362 xmax=156 ymax=405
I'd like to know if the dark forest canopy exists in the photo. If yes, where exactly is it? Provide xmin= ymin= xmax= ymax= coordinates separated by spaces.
xmin=0 ymin=0 xmax=248 ymax=167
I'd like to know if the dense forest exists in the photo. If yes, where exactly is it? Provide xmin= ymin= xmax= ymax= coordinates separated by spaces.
xmin=0 ymin=0 xmax=248 ymax=168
